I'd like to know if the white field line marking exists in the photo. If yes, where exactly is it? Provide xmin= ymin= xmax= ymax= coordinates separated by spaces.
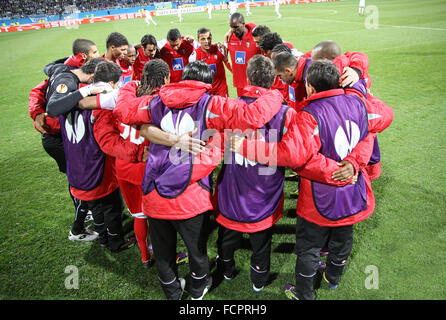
xmin=285 ymin=16 xmax=446 ymax=31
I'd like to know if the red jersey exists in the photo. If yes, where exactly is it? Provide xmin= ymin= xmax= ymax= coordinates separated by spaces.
xmin=160 ymin=39 xmax=195 ymax=83
xmin=227 ymin=23 xmax=261 ymax=89
xmin=193 ymin=44 xmax=229 ymax=97
xmin=116 ymin=59 xmax=133 ymax=88
xmin=133 ymin=47 xmax=160 ymax=81
xmin=115 ymin=123 xmax=147 ymax=185
xmin=96 ymin=88 xmax=148 ymax=185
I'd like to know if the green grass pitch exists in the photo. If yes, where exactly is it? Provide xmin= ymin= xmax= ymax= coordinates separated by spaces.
xmin=0 ymin=0 xmax=445 ymax=300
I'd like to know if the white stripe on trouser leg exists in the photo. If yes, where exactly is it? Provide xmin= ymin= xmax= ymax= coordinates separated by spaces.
xmin=329 ymin=260 xmax=347 ymax=267
xmin=298 ymin=272 xmax=317 ymax=278
xmin=217 ymin=255 xmax=232 ymax=262
xmin=191 ymin=273 xmax=207 ymax=280
xmin=74 ymin=199 xmax=82 ymax=220
xmin=158 ymin=276 xmax=177 ymax=285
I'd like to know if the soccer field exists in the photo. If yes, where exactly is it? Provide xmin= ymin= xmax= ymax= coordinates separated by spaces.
xmin=0 ymin=0 xmax=445 ymax=301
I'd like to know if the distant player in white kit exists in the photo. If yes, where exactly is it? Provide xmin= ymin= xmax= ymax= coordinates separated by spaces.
xmin=245 ymin=0 xmax=252 ymax=16
xmin=229 ymin=0 xmax=237 ymax=18
xmin=144 ymin=9 xmax=157 ymax=26
xmin=178 ymin=3 xmax=183 ymax=23
xmin=274 ymin=0 xmax=282 ymax=19
xmin=359 ymin=0 xmax=366 ymax=16
xmin=207 ymin=1 xmax=213 ymax=19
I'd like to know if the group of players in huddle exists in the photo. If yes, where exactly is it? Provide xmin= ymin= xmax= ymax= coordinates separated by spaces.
xmin=28 ymin=11 xmax=393 ymax=300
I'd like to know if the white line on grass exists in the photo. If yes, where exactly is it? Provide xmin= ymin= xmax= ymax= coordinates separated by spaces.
xmin=286 ymin=16 xmax=446 ymax=31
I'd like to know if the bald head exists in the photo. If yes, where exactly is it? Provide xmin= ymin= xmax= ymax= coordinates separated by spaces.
xmin=230 ymin=12 xmax=245 ymax=24
xmin=230 ymin=12 xmax=246 ymax=39
xmin=311 ymin=40 xmax=341 ymax=61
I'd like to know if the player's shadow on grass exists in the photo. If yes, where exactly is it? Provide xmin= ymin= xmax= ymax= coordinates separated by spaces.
xmin=272 ymin=223 xmax=295 ymax=234
xmin=273 ymin=243 xmax=295 ymax=254
xmin=208 ymin=257 xmax=281 ymax=295
xmin=284 ymin=208 xmax=298 ymax=218
xmin=83 ymin=241 xmax=159 ymax=292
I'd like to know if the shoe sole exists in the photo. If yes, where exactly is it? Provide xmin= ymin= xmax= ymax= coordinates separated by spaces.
xmin=178 ymin=278 xmax=186 ymax=300
xmin=68 ymin=233 xmax=98 ymax=242
xmin=223 ymin=275 xmax=233 ymax=281
xmin=252 ymin=285 xmax=264 ymax=293
xmin=323 ymin=273 xmax=338 ymax=290
xmin=68 ymin=237 xmax=98 ymax=242
xmin=191 ymin=278 xmax=212 ymax=300
xmin=191 ymin=286 xmax=209 ymax=300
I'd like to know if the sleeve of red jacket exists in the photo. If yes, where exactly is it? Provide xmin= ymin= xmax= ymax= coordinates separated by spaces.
xmin=93 ymin=109 xmax=144 ymax=163
xmin=294 ymin=111 xmax=354 ymax=186
xmin=246 ymin=22 xmax=257 ymax=30
xmin=342 ymin=51 xmax=370 ymax=78
xmin=29 ymin=79 xmax=48 ymax=120
xmin=206 ymin=89 xmax=284 ymax=132
xmin=364 ymin=94 xmax=394 ymax=133
xmin=113 ymin=81 xmax=153 ymax=126
xmin=338 ymin=94 xmax=393 ymax=172
xmin=240 ymin=110 xmax=355 ymax=186
xmin=342 ymin=132 xmax=376 ymax=173
xmin=189 ymin=131 xmax=225 ymax=184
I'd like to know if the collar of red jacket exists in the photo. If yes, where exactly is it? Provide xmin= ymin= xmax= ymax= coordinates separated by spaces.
xmin=304 ymin=88 xmax=345 ymax=104
xmin=240 ymin=85 xmax=270 ymax=97
xmin=159 ymin=80 xmax=212 ymax=109
xmin=64 ymin=53 xmax=85 ymax=68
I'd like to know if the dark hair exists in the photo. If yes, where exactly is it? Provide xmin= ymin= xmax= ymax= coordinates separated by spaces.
xmin=72 ymin=38 xmax=95 ymax=55
xmin=137 ymin=59 xmax=170 ymax=97
xmin=182 ymin=60 xmax=213 ymax=84
xmin=106 ymin=32 xmax=129 ymax=49
xmin=306 ymin=59 xmax=340 ymax=92
xmin=197 ymin=27 xmax=211 ymax=38
xmin=312 ymin=40 xmax=341 ymax=61
xmin=272 ymin=43 xmax=292 ymax=55
xmin=80 ymin=57 xmax=104 ymax=74
xmin=141 ymin=34 xmax=157 ymax=48
xmin=273 ymin=52 xmax=298 ymax=72
xmin=258 ymin=32 xmax=283 ymax=52
xmin=252 ymin=25 xmax=271 ymax=38
xmin=93 ymin=61 xmax=122 ymax=84
xmin=167 ymin=28 xmax=181 ymax=41
xmin=246 ymin=55 xmax=275 ymax=89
